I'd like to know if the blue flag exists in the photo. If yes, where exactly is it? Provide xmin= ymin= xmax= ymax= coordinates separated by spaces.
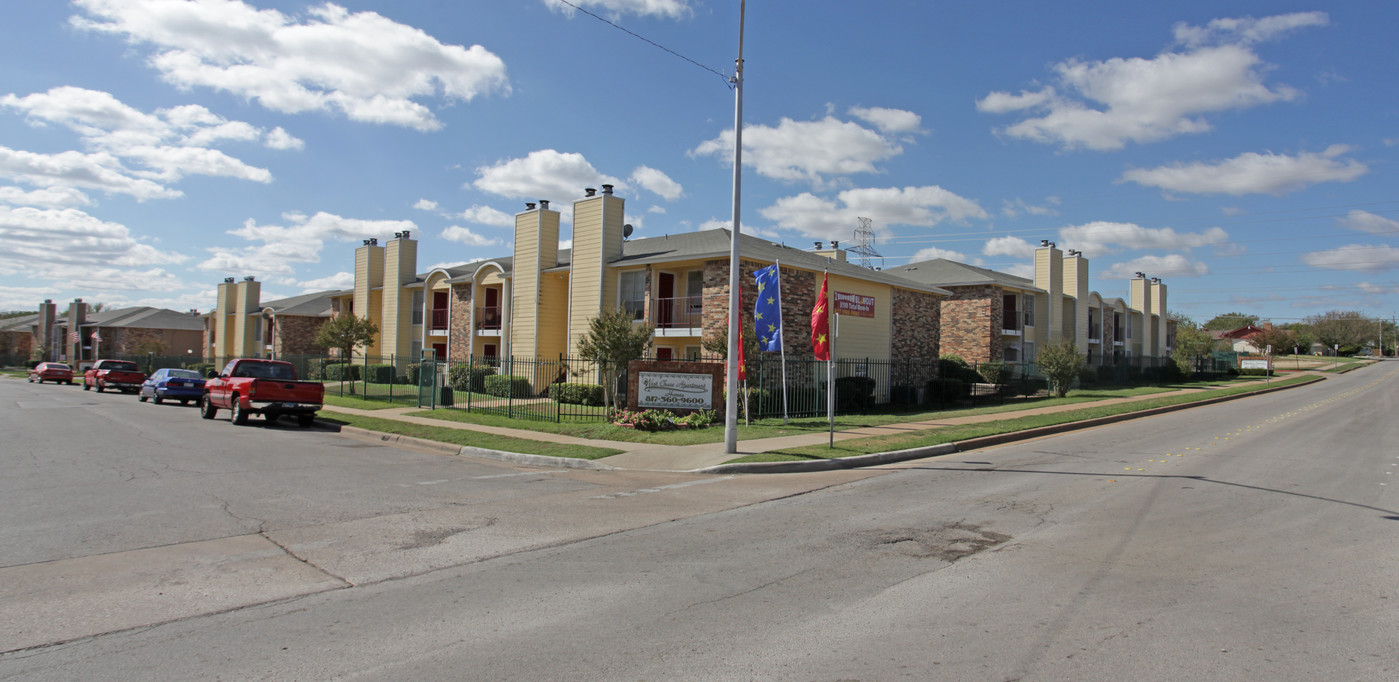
xmin=753 ymin=264 xmax=783 ymax=352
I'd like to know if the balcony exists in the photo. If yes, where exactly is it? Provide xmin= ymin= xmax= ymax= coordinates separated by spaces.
xmin=653 ymin=295 xmax=703 ymax=336
xmin=430 ymin=308 xmax=448 ymax=331
xmin=1002 ymin=309 xmax=1021 ymax=335
xmin=475 ymin=306 xmax=502 ymax=336
xmin=1088 ymin=321 xmax=1101 ymax=343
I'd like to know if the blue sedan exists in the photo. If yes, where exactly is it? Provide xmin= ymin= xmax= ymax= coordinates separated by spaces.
xmin=138 ymin=368 xmax=206 ymax=405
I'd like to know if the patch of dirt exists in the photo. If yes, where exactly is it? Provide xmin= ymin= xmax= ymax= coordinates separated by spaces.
xmin=852 ymin=521 xmax=1010 ymax=562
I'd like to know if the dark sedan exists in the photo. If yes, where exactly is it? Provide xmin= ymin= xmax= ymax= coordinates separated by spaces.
xmin=138 ymin=368 xmax=206 ymax=405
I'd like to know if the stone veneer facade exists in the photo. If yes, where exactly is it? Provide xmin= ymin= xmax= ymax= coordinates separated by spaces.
xmin=448 ymin=283 xmax=472 ymax=362
xmin=939 ymin=285 xmax=1004 ymax=364
xmin=275 ymin=315 xmax=327 ymax=355
xmin=700 ymin=259 xmax=821 ymax=358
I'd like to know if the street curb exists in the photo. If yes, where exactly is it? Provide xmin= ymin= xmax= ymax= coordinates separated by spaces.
xmin=333 ymin=425 xmax=616 ymax=470
xmin=695 ymin=375 xmax=1325 ymax=474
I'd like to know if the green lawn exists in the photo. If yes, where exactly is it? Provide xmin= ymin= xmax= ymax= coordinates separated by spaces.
xmin=401 ymin=379 xmax=1241 ymax=446
xmin=323 ymin=394 xmax=416 ymax=410
xmin=727 ymin=375 xmax=1315 ymax=463
xmin=317 ymin=414 xmax=622 ymax=460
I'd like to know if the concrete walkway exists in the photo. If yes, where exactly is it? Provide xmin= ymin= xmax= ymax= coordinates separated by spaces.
xmin=319 ymin=375 xmax=1309 ymax=472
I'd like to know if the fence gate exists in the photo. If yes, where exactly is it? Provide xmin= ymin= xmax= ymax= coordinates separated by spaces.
xmin=417 ymin=349 xmax=439 ymax=408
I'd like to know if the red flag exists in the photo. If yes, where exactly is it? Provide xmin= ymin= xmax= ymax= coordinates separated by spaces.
xmin=812 ymin=272 xmax=830 ymax=361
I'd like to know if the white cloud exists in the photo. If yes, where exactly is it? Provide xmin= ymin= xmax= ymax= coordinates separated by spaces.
xmin=983 ymin=235 xmax=1037 ymax=258
xmin=0 ymin=206 xmax=187 ymax=286
xmin=413 ymin=198 xmax=439 ymax=211
xmin=297 ymin=271 xmax=354 ymax=291
xmin=72 ymin=0 xmax=510 ymax=131
xmin=441 ymin=225 xmax=499 ymax=247
xmin=1000 ymin=196 xmax=1060 ymax=218
xmin=542 ymin=0 xmax=692 ymax=19
xmin=1173 ymin=12 xmax=1329 ymax=47
xmin=1057 ymin=221 xmax=1230 ymax=257
xmin=1357 ymin=282 xmax=1399 ymax=295
xmin=1102 ymin=254 xmax=1209 ymax=279
xmin=1120 ymin=146 xmax=1367 ymax=196
xmin=458 ymin=205 xmax=514 ymax=227
xmin=199 ymin=211 xmax=415 ymax=277
xmin=978 ymin=13 xmax=1324 ymax=150
xmin=761 ymin=186 xmax=987 ymax=239
xmin=1 ymin=86 xmax=278 ymax=196
xmin=911 ymin=246 xmax=980 ymax=264
xmin=0 ymin=185 xmax=92 ymax=208
xmin=848 ymin=106 xmax=924 ymax=135
xmin=693 ymin=115 xmax=903 ymax=187
xmin=473 ymin=149 xmax=620 ymax=205
xmin=1339 ymin=210 xmax=1399 ymax=235
xmin=647 ymin=206 xmax=666 ymax=214
xmin=629 ymin=166 xmax=683 ymax=201
xmin=1302 ymin=244 xmax=1399 ymax=272
xmin=264 ymin=126 xmax=304 ymax=150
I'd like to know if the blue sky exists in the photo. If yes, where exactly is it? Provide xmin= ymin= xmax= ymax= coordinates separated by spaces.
xmin=2 ymin=1 xmax=1397 ymax=326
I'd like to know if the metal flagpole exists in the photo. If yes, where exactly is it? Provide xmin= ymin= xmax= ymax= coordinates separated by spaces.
xmin=828 ymin=311 xmax=836 ymax=448
xmin=777 ymin=260 xmax=789 ymax=425
xmin=723 ymin=0 xmax=745 ymax=454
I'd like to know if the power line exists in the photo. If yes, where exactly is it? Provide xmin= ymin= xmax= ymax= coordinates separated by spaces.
xmin=552 ymin=0 xmax=733 ymax=89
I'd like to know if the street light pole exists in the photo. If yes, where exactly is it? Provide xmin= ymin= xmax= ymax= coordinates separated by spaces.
xmin=723 ymin=0 xmax=745 ymax=454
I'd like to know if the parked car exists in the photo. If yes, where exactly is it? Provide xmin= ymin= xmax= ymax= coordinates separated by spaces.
xmin=201 ymin=358 xmax=325 ymax=427
xmin=28 ymin=362 xmax=74 ymax=385
xmin=139 ymin=368 xmax=206 ymax=405
xmin=83 ymin=359 xmax=146 ymax=393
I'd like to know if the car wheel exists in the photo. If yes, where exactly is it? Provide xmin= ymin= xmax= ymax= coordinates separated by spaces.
xmin=95 ymin=381 xmax=104 ymax=393
xmin=181 ymin=399 xmax=190 ymax=406
xmin=139 ymin=394 xmax=148 ymax=402
xmin=298 ymin=414 xmax=315 ymax=428
xmin=230 ymin=398 xmax=248 ymax=425
xmin=66 ymin=380 xmax=73 ymax=385
xmin=199 ymin=397 xmax=217 ymax=420
xmin=153 ymin=395 xmax=163 ymax=405
xmin=83 ymin=381 xmax=91 ymax=391
xmin=27 ymin=376 xmax=34 ymax=383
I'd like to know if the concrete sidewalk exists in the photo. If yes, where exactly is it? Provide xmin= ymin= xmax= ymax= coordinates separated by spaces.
xmin=320 ymin=375 xmax=1315 ymax=472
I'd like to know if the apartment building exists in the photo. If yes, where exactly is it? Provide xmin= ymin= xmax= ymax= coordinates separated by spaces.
xmin=3 ymin=298 xmax=204 ymax=365
xmin=206 ymin=280 xmax=341 ymax=360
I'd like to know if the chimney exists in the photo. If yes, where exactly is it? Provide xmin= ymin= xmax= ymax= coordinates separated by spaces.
xmin=584 ymin=188 xmax=596 ymax=197
xmin=601 ymin=184 xmax=614 ymax=195
xmin=526 ymin=202 xmax=536 ymax=210
xmin=539 ymin=200 xmax=550 ymax=210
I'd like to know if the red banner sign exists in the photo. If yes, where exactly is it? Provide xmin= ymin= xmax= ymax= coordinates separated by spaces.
xmin=832 ymin=291 xmax=875 ymax=318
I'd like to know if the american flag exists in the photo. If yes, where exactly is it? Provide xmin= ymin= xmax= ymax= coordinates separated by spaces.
xmin=69 ymin=331 xmax=79 ymax=343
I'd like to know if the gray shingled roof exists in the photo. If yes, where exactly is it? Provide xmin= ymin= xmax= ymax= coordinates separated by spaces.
xmin=0 ymin=314 xmax=39 ymax=333
xmin=85 ymin=307 xmax=206 ymax=331
xmin=262 ymin=290 xmax=345 ymax=317
xmin=885 ymin=258 xmax=1041 ymax=292
xmin=610 ymin=229 xmax=952 ymax=295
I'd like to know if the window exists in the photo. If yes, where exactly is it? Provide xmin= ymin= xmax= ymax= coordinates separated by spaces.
xmin=411 ymin=289 xmax=424 ymax=325
xmin=1023 ymin=295 xmax=1036 ymax=328
xmin=620 ymin=270 xmax=646 ymax=320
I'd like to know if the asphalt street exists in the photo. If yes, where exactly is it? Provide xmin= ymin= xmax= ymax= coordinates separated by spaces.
xmin=1 ymin=366 xmax=1395 ymax=680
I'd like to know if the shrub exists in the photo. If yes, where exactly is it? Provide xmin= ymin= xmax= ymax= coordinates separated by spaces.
xmin=613 ymin=408 xmax=715 ymax=431
xmin=364 ymin=363 xmax=395 ymax=385
xmin=323 ymin=363 xmax=362 ymax=382
xmin=1161 ymin=360 xmax=1188 ymax=382
xmin=447 ymin=362 xmax=495 ymax=392
xmin=399 ymin=363 xmax=421 ymax=386
xmin=939 ymin=354 xmax=983 ymax=384
xmin=1238 ymin=367 xmax=1274 ymax=376
xmin=185 ymin=362 xmax=216 ymax=377
xmin=924 ymin=377 xmax=967 ymax=405
xmin=1037 ymin=340 xmax=1086 ymax=397
xmin=889 ymin=384 xmax=918 ymax=406
xmin=978 ymin=361 xmax=1012 ymax=385
xmin=677 ymin=409 xmax=718 ymax=428
xmin=1078 ymin=368 xmax=1098 ymax=387
xmin=834 ymin=375 xmax=877 ymax=411
xmin=483 ymin=374 xmax=533 ymax=398
xmin=548 ymin=382 xmax=605 ymax=406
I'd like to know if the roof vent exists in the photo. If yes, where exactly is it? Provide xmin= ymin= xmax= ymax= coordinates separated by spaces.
xmin=584 ymin=188 xmax=596 ymax=197
xmin=1135 ymin=271 xmax=1146 ymax=279
xmin=539 ymin=200 xmax=550 ymax=210
xmin=1151 ymin=277 xmax=1161 ymax=283
xmin=526 ymin=202 xmax=536 ymax=210
xmin=370 ymin=238 xmax=378 ymax=246
xmin=1041 ymin=239 xmax=1050 ymax=247
xmin=601 ymin=184 xmax=614 ymax=195
xmin=224 ymin=277 xmax=236 ymax=283
xmin=243 ymin=275 xmax=255 ymax=282
xmin=814 ymin=241 xmax=824 ymax=250
xmin=831 ymin=240 xmax=840 ymax=249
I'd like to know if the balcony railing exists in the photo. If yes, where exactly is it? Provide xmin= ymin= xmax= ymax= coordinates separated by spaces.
xmin=430 ymin=308 xmax=448 ymax=330
xmin=475 ymin=306 xmax=502 ymax=331
xmin=654 ymin=295 xmax=703 ymax=329
xmin=1089 ymin=321 xmax=1102 ymax=342
xmin=1002 ymin=310 xmax=1021 ymax=333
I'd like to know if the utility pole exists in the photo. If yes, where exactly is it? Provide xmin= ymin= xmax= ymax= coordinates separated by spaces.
xmin=723 ymin=0 xmax=745 ymax=454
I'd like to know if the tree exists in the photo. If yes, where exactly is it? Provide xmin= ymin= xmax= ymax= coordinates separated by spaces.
xmin=1305 ymin=310 xmax=1372 ymax=355
xmin=1203 ymin=312 xmax=1258 ymax=330
xmin=1248 ymin=325 xmax=1294 ymax=356
xmin=576 ymin=308 xmax=654 ymax=410
xmin=314 ymin=315 xmax=378 ymax=394
xmin=1036 ymin=340 xmax=1085 ymax=397
xmin=1168 ymin=315 xmax=1217 ymax=375
xmin=700 ymin=315 xmax=758 ymax=368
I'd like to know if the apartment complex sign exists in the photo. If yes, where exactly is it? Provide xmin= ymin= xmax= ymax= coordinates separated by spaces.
xmin=833 ymin=291 xmax=876 ymax=318
xmin=637 ymin=371 xmax=714 ymax=410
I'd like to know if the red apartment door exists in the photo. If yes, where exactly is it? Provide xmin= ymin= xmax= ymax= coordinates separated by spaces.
xmin=483 ymin=287 xmax=499 ymax=329
xmin=432 ymin=343 xmax=446 ymax=359
xmin=656 ymin=347 xmax=673 ymax=360
xmin=657 ymin=273 xmax=674 ymax=327
xmin=433 ymin=291 xmax=448 ymax=329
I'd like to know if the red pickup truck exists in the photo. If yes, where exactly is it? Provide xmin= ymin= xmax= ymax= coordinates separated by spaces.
xmin=200 ymin=358 xmax=325 ymax=427
xmin=83 ymin=359 xmax=146 ymax=393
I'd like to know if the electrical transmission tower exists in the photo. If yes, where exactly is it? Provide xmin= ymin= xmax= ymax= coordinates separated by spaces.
xmin=849 ymin=216 xmax=883 ymax=270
